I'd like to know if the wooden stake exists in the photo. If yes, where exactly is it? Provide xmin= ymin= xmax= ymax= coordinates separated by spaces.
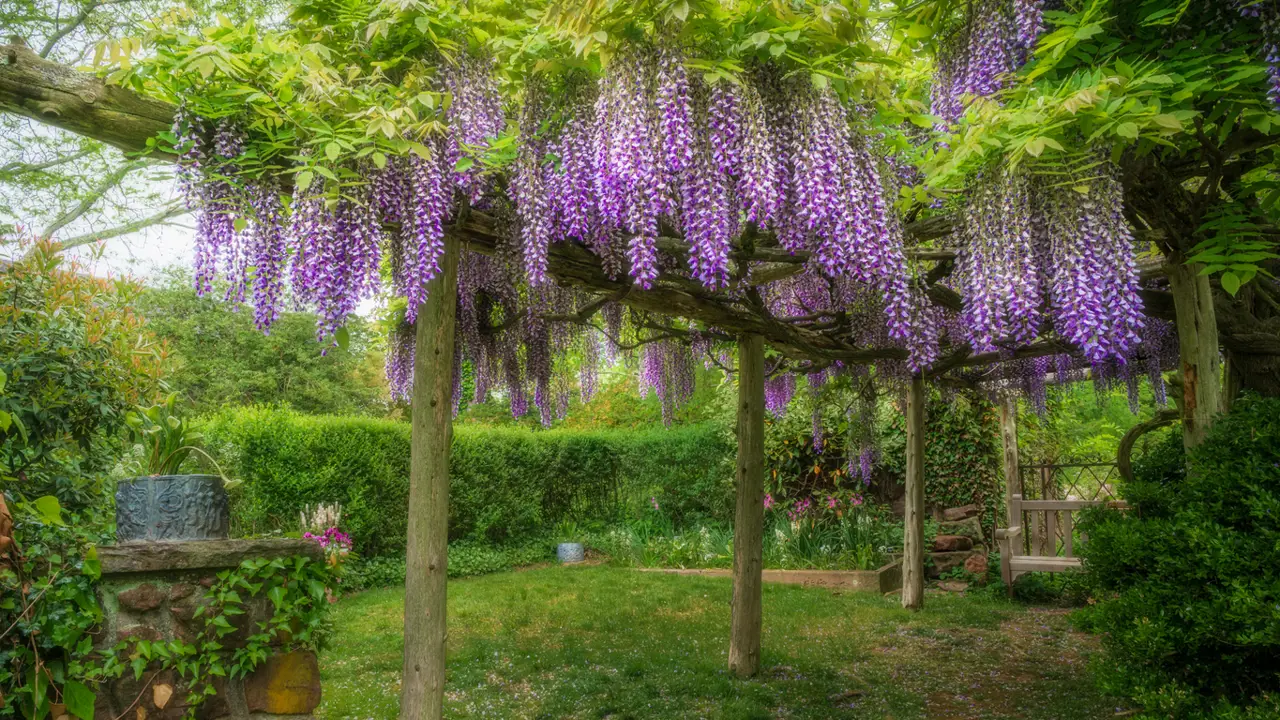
xmin=1168 ymin=261 xmax=1222 ymax=449
xmin=997 ymin=396 xmax=1019 ymax=529
xmin=400 ymin=233 xmax=459 ymax=720
xmin=902 ymin=375 xmax=926 ymax=611
xmin=729 ymin=334 xmax=765 ymax=677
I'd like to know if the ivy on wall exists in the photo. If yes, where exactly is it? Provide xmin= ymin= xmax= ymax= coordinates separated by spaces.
xmin=881 ymin=391 xmax=1003 ymax=536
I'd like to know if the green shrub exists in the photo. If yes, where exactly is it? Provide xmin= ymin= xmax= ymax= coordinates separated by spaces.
xmin=1077 ymin=395 xmax=1280 ymax=718
xmin=203 ymin=407 xmax=733 ymax=558
xmin=343 ymin=541 xmax=555 ymax=591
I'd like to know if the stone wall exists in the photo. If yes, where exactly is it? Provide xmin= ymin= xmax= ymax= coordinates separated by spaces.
xmin=92 ymin=539 xmax=324 ymax=720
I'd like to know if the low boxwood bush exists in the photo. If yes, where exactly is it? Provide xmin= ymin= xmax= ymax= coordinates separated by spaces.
xmin=342 ymin=541 xmax=555 ymax=591
xmin=1077 ymin=395 xmax=1280 ymax=718
xmin=203 ymin=407 xmax=733 ymax=558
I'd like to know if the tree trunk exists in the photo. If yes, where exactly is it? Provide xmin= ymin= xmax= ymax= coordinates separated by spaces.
xmin=901 ymin=375 xmax=926 ymax=611
xmin=400 ymin=233 xmax=459 ymax=720
xmin=1168 ymin=261 xmax=1222 ymax=448
xmin=997 ymin=396 xmax=1019 ymax=529
xmin=728 ymin=334 xmax=765 ymax=678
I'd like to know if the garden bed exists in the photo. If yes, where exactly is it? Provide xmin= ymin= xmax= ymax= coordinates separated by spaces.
xmin=637 ymin=558 xmax=902 ymax=593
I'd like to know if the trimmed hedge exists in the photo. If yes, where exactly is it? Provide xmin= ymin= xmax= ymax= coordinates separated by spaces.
xmin=203 ymin=407 xmax=733 ymax=558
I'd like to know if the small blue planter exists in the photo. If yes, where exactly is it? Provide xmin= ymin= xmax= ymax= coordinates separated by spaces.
xmin=557 ymin=542 xmax=585 ymax=564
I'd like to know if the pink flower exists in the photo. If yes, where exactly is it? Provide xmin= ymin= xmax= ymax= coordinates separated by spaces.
xmin=763 ymin=493 xmax=775 ymax=509
xmin=650 ymin=496 xmax=660 ymax=511
xmin=852 ymin=494 xmax=864 ymax=507
xmin=826 ymin=495 xmax=837 ymax=509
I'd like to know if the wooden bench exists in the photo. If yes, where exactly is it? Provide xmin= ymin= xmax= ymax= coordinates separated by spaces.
xmin=995 ymin=494 xmax=1127 ymax=589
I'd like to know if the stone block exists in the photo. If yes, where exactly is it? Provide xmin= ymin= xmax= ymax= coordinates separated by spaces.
xmin=937 ymin=515 xmax=983 ymax=543
xmin=942 ymin=504 xmax=981 ymax=522
xmin=169 ymin=583 xmax=196 ymax=602
xmin=932 ymin=535 xmax=973 ymax=552
xmin=964 ymin=553 xmax=989 ymax=577
xmin=98 ymin=539 xmax=321 ymax=576
xmin=244 ymin=651 xmax=322 ymax=715
xmin=116 ymin=624 xmax=163 ymax=644
xmin=118 ymin=584 xmax=165 ymax=612
xmin=928 ymin=550 xmax=975 ymax=578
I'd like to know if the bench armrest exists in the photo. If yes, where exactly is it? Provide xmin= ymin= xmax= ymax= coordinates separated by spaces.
xmin=994 ymin=526 xmax=1023 ymax=541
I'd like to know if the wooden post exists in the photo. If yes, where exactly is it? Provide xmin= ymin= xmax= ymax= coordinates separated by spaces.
xmin=997 ymin=396 xmax=1019 ymax=529
xmin=400 ymin=233 xmax=459 ymax=720
xmin=729 ymin=334 xmax=765 ymax=678
xmin=1168 ymin=260 xmax=1222 ymax=448
xmin=1040 ymin=466 xmax=1056 ymax=555
xmin=901 ymin=375 xmax=926 ymax=611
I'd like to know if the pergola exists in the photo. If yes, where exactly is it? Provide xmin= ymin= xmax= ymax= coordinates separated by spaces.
xmin=0 ymin=40 xmax=1196 ymax=717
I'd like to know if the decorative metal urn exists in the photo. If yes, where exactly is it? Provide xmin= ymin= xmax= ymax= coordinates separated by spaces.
xmin=115 ymin=474 xmax=230 ymax=542
xmin=557 ymin=542 xmax=585 ymax=564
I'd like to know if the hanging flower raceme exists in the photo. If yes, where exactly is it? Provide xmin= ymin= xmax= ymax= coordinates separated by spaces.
xmin=443 ymin=53 xmax=505 ymax=204
xmin=638 ymin=337 xmax=696 ymax=426
xmin=387 ymin=322 xmax=415 ymax=403
xmin=1043 ymin=165 xmax=1144 ymax=364
xmin=931 ymin=0 xmax=1022 ymax=126
xmin=954 ymin=163 xmax=1144 ymax=366
xmin=764 ymin=372 xmax=795 ymax=418
xmin=958 ymin=171 xmax=1043 ymax=353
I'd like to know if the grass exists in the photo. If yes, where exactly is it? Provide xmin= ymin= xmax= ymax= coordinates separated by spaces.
xmin=318 ymin=565 xmax=1119 ymax=719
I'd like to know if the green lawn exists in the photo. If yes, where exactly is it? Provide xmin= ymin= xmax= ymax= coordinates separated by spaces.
xmin=318 ymin=566 xmax=1118 ymax=719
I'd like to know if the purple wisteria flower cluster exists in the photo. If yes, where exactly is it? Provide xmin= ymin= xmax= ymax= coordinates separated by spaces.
xmin=957 ymin=166 xmax=1145 ymax=367
xmin=969 ymin=317 xmax=1177 ymax=417
xmin=932 ymin=0 xmax=1044 ymax=126
xmin=174 ymin=53 xmax=502 ymax=343
xmin=511 ymin=44 xmax=917 ymax=353
xmin=638 ymin=337 xmax=697 ymax=426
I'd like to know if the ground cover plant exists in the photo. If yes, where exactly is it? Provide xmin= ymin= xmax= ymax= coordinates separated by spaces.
xmin=318 ymin=565 xmax=1118 ymax=719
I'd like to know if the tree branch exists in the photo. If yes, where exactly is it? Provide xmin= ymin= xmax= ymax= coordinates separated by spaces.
xmin=0 ymin=147 xmax=92 ymax=176
xmin=49 ymin=199 xmax=188 ymax=251
xmin=40 ymin=158 xmax=146 ymax=238
xmin=39 ymin=1 xmax=102 ymax=59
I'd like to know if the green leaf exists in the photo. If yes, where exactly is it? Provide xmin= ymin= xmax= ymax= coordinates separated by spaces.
xmin=233 ymin=217 xmax=249 ymax=233
xmin=372 ymin=152 xmax=387 ymax=169
xmin=454 ymin=157 xmax=475 ymax=172
xmin=810 ymin=73 xmax=828 ymax=90
xmin=1152 ymin=114 xmax=1183 ymax=131
xmin=324 ymin=142 xmax=341 ymax=161
xmin=33 ymin=495 xmax=65 ymax=526
xmin=1221 ymin=271 xmax=1241 ymax=296
xmin=83 ymin=546 xmax=101 ymax=580
xmin=1115 ymin=122 xmax=1139 ymax=139
xmin=334 ymin=326 xmax=350 ymax=351
xmin=0 ymin=367 xmax=6 ymax=393
xmin=295 ymin=170 xmax=314 ymax=192
xmin=769 ymin=43 xmax=786 ymax=57
xmin=64 ymin=681 xmax=96 ymax=720
xmin=0 ymin=410 xmax=10 ymax=433
xmin=905 ymin=23 xmax=932 ymax=39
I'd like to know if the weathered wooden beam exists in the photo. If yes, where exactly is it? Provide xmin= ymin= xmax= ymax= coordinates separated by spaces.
xmin=728 ymin=333 xmax=765 ymax=678
xmin=1 ymin=43 xmax=175 ymax=156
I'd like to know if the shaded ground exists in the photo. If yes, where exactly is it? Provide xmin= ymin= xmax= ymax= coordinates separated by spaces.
xmin=319 ymin=566 xmax=1120 ymax=719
